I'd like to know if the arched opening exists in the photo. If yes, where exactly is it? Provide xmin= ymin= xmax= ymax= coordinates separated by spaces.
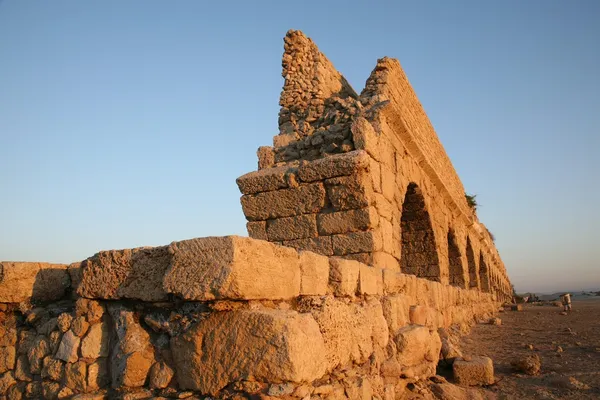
xmin=479 ymin=253 xmax=490 ymax=293
xmin=400 ymin=183 xmax=440 ymax=282
xmin=447 ymin=230 xmax=466 ymax=288
xmin=466 ymin=237 xmax=478 ymax=289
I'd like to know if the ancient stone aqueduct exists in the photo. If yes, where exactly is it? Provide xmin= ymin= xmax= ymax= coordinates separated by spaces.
xmin=0 ymin=31 xmax=512 ymax=399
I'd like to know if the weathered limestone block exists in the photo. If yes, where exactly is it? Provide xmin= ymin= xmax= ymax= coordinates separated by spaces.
xmin=381 ymin=294 xmax=411 ymax=334
xmin=310 ymin=296 xmax=388 ymax=371
xmin=331 ymin=231 xmax=382 ymax=255
xmin=453 ymin=356 xmax=495 ymax=386
xmin=27 ymin=336 xmax=50 ymax=373
xmin=0 ymin=262 xmax=69 ymax=303
xmin=325 ymin=174 xmax=372 ymax=211
xmin=299 ymin=251 xmax=329 ymax=295
xmin=148 ymin=361 xmax=174 ymax=389
xmin=358 ymin=265 xmax=383 ymax=295
xmin=394 ymin=325 xmax=441 ymax=379
xmin=241 ymin=183 xmax=326 ymax=220
xmin=42 ymin=381 xmax=61 ymax=399
xmin=64 ymin=360 xmax=87 ymax=392
xmin=257 ymin=146 xmax=275 ymax=170
xmin=164 ymin=236 xmax=300 ymax=300
xmin=109 ymin=306 xmax=154 ymax=388
xmin=0 ymin=371 xmax=16 ymax=395
xmin=14 ymin=355 xmax=32 ymax=382
xmin=282 ymin=236 xmax=334 ymax=256
xmin=78 ymin=246 xmax=170 ymax=302
xmin=80 ymin=320 xmax=110 ymax=359
xmin=329 ymin=258 xmax=360 ymax=296
xmin=236 ymin=165 xmax=292 ymax=194
xmin=317 ymin=207 xmax=379 ymax=236
xmin=0 ymin=346 xmax=15 ymax=374
xmin=0 ymin=320 xmax=17 ymax=347
xmin=246 ymin=221 xmax=268 ymax=240
xmin=87 ymin=358 xmax=109 ymax=391
xmin=266 ymin=214 xmax=318 ymax=241
xmin=171 ymin=309 xmax=327 ymax=395
xmin=55 ymin=331 xmax=80 ymax=363
xmin=296 ymin=150 xmax=369 ymax=182
xmin=409 ymin=305 xmax=433 ymax=326
xmin=41 ymin=356 xmax=64 ymax=381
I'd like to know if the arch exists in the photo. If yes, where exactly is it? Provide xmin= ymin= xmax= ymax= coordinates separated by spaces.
xmin=447 ymin=229 xmax=466 ymax=288
xmin=466 ymin=237 xmax=478 ymax=289
xmin=400 ymin=183 xmax=441 ymax=282
xmin=479 ymin=253 xmax=490 ymax=293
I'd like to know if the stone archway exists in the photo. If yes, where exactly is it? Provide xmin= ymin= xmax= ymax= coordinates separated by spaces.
xmin=447 ymin=229 xmax=466 ymax=288
xmin=466 ymin=237 xmax=478 ymax=289
xmin=400 ymin=183 xmax=441 ymax=282
xmin=479 ymin=253 xmax=490 ymax=293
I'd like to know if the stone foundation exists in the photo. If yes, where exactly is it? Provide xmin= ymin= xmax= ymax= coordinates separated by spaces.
xmin=0 ymin=237 xmax=500 ymax=399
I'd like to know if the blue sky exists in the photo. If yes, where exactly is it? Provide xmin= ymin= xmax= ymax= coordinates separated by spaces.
xmin=1 ymin=1 xmax=598 ymax=293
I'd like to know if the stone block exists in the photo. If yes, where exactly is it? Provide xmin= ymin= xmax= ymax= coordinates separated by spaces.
xmin=236 ymin=165 xmax=291 ymax=194
xmin=0 ymin=346 xmax=15 ymax=374
xmin=310 ymin=297 xmax=388 ymax=371
xmin=373 ymin=252 xmax=400 ymax=271
xmin=317 ymin=207 xmax=379 ymax=235
xmin=329 ymin=257 xmax=360 ymax=296
xmin=0 ymin=371 xmax=15 ymax=396
xmin=266 ymin=214 xmax=318 ymax=241
xmin=241 ymin=183 xmax=326 ymax=220
xmin=0 ymin=262 xmax=69 ymax=303
xmin=246 ymin=221 xmax=268 ymax=240
xmin=163 ymin=236 xmax=301 ymax=300
xmin=325 ymin=174 xmax=372 ymax=211
xmin=297 ymin=150 xmax=369 ymax=182
xmin=171 ymin=309 xmax=327 ymax=395
xmin=257 ymin=146 xmax=275 ymax=170
xmin=381 ymin=295 xmax=411 ymax=334
xmin=382 ymin=270 xmax=406 ymax=294
xmin=299 ymin=251 xmax=329 ymax=295
xmin=453 ymin=356 xmax=494 ymax=386
xmin=358 ymin=265 xmax=383 ymax=295
xmin=64 ymin=361 xmax=87 ymax=392
xmin=409 ymin=305 xmax=431 ymax=326
xmin=80 ymin=320 xmax=110 ymax=359
xmin=282 ymin=236 xmax=334 ymax=256
xmin=148 ymin=361 xmax=174 ymax=389
xmin=109 ymin=306 xmax=154 ymax=388
xmin=332 ymin=231 xmax=382 ymax=255
xmin=395 ymin=325 xmax=441 ymax=371
xmin=55 ymin=331 xmax=80 ymax=363
xmin=351 ymin=117 xmax=379 ymax=160
xmin=87 ymin=358 xmax=109 ymax=391
xmin=78 ymin=246 xmax=170 ymax=302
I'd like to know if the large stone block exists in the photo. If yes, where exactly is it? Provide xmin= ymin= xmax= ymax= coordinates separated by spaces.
xmin=236 ymin=165 xmax=292 ymax=194
xmin=394 ymin=325 xmax=441 ymax=379
xmin=171 ymin=309 xmax=327 ymax=395
xmin=296 ymin=150 xmax=369 ymax=182
xmin=266 ymin=214 xmax=318 ymax=241
xmin=358 ymin=265 xmax=383 ymax=295
xmin=331 ymin=231 xmax=382 ymax=255
xmin=0 ymin=346 xmax=15 ymax=374
xmin=0 ymin=262 xmax=69 ymax=303
xmin=163 ymin=236 xmax=301 ymax=300
xmin=325 ymin=174 xmax=372 ymax=211
xmin=317 ymin=207 xmax=379 ymax=236
xmin=80 ymin=320 xmax=110 ymax=359
xmin=329 ymin=258 xmax=360 ymax=297
xmin=241 ymin=183 xmax=326 ymax=221
xmin=78 ymin=246 xmax=170 ymax=302
xmin=109 ymin=306 xmax=154 ymax=388
xmin=282 ymin=236 xmax=334 ymax=256
xmin=310 ymin=297 xmax=388 ymax=371
xmin=453 ymin=356 xmax=495 ymax=386
xmin=299 ymin=251 xmax=329 ymax=296
xmin=381 ymin=295 xmax=411 ymax=334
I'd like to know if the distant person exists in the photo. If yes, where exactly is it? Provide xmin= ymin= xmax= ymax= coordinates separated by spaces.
xmin=560 ymin=293 xmax=572 ymax=311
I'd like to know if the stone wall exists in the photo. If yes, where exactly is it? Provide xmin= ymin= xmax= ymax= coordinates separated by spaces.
xmin=0 ymin=237 xmax=500 ymax=399
xmin=239 ymin=30 xmax=512 ymax=302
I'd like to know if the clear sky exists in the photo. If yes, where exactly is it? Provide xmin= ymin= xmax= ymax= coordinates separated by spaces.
xmin=1 ymin=1 xmax=598 ymax=293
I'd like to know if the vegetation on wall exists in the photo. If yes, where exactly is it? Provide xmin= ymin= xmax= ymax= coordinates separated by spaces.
xmin=465 ymin=193 xmax=478 ymax=211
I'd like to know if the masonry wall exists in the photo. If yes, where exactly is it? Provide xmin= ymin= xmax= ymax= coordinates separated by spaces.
xmin=0 ymin=238 xmax=500 ymax=399
xmin=239 ymin=30 xmax=512 ymax=301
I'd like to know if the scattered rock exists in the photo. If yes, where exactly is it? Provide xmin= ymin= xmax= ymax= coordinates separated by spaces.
xmin=511 ymin=354 xmax=541 ymax=375
xmin=489 ymin=318 xmax=501 ymax=326
xmin=268 ymin=382 xmax=295 ymax=396
xmin=548 ymin=375 xmax=590 ymax=390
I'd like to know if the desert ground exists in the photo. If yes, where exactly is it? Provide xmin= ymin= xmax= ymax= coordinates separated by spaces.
xmin=450 ymin=299 xmax=600 ymax=399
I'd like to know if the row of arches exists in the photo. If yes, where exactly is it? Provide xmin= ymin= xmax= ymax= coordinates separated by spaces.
xmin=398 ymin=182 xmax=510 ymax=299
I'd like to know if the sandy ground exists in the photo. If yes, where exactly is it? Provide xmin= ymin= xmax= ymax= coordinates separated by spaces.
xmin=455 ymin=299 xmax=600 ymax=399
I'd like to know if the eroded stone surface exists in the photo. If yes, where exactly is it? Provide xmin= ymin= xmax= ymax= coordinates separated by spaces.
xmin=171 ymin=309 xmax=327 ymax=394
